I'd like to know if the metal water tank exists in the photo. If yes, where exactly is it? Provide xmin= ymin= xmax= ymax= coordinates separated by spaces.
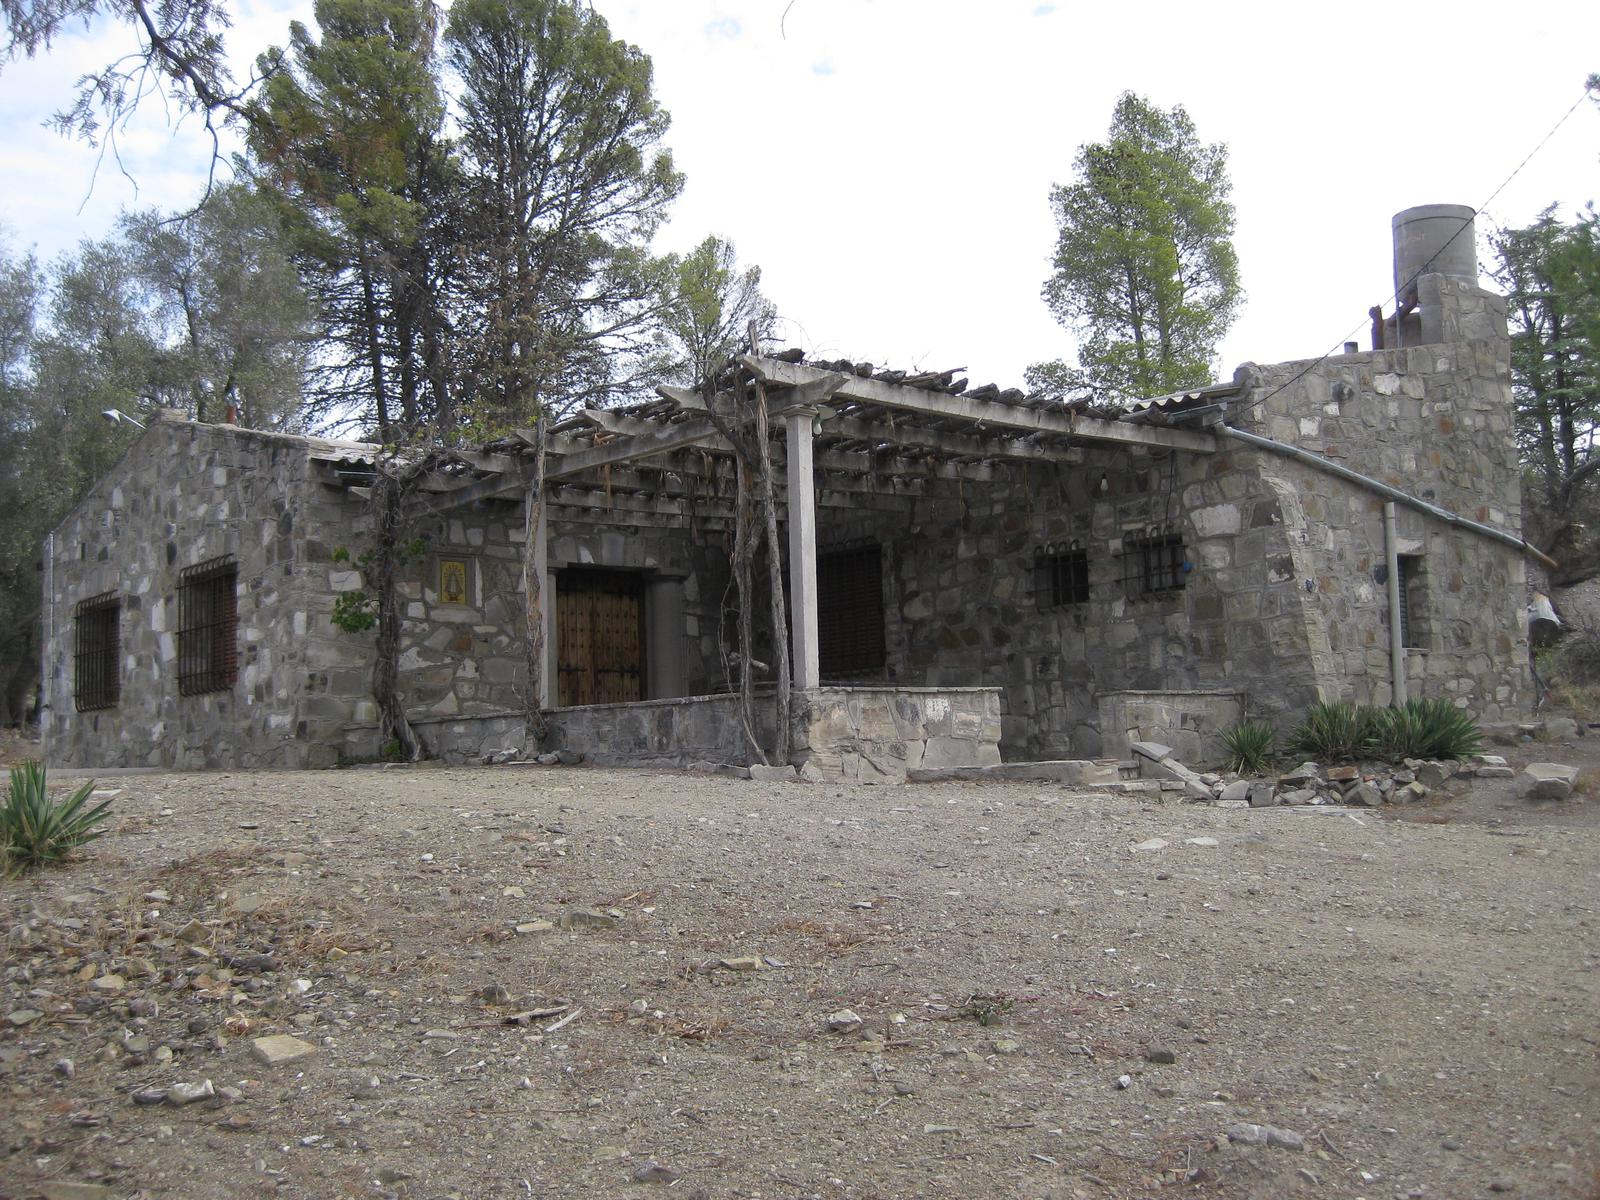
xmin=1392 ymin=204 xmax=1477 ymax=299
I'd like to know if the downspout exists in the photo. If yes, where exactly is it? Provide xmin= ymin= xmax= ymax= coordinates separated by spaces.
xmin=1218 ymin=425 xmax=1557 ymax=570
xmin=1383 ymin=502 xmax=1407 ymax=706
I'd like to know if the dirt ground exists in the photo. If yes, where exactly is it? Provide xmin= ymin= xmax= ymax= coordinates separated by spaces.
xmin=2 ymin=733 xmax=1598 ymax=1200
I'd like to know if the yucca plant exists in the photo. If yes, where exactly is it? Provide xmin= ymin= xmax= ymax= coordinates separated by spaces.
xmin=1285 ymin=701 xmax=1380 ymax=763
xmin=1374 ymin=698 xmax=1483 ymax=762
xmin=1220 ymin=720 xmax=1275 ymax=775
xmin=1 ymin=761 xmax=114 ymax=875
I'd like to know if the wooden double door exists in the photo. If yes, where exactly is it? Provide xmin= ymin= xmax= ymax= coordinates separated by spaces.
xmin=556 ymin=569 xmax=645 ymax=707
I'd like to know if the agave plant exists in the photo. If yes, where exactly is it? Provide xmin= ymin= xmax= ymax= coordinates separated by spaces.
xmin=1220 ymin=720 xmax=1275 ymax=775
xmin=1 ymin=761 xmax=114 ymax=875
xmin=1285 ymin=702 xmax=1381 ymax=763
xmin=1374 ymin=698 xmax=1483 ymax=762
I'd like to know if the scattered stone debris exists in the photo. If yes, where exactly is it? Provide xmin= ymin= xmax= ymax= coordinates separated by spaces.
xmin=250 ymin=1034 xmax=317 ymax=1068
xmin=1227 ymin=1122 xmax=1306 ymax=1151
xmin=559 ymin=907 xmax=619 ymax=931
xmin=631 ymin=1161 xmax=681 ymax=1184
xmin=1522 ymin=762 xmax=1579 ymax=801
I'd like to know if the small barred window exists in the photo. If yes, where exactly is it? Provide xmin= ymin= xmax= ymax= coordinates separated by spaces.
xmin=1035 ymin=542 xmax=1089 ymax=607
xmin=177 ymin=557 xmax=239 ymax=696
xmin=1122 ymin=529 xmax=1188 ymax=596
xmin=73 ymin=593 xmax=121 ymax=712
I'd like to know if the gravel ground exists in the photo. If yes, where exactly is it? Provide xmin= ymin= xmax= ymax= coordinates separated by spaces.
xmin=2 ymin=746 xmax=1597 ymax=1200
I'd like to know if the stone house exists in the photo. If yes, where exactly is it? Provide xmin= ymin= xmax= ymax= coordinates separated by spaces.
xmin=41 ymin=205 xmax=1538 ymax=776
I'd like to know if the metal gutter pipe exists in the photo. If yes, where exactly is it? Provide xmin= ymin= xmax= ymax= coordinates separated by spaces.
xmin=1218 ymin=424 xmax=1558 ymax=571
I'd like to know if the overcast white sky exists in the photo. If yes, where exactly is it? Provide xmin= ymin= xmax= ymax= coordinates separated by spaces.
xmin=3 ymin=0 xmax=1598 ymax=391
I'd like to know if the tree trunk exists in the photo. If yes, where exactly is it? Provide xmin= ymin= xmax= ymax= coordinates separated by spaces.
xmin=732 ymin=447 xmax=766 ymax=764
xmin=752 ymin=378 xmax=791 ymax=765
xmin=358 ymin=250 xmax=391 ymax=438
xmin=371 ymin=469 xmax=422 ymax=761
xmin=521 ymin=421 xmax=550 ymax=749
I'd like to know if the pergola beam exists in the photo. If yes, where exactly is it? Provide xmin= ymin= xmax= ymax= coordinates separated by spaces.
xmin=740 ymin=354 xmax=1218 ymax=454
xmin=819 ymin=412 xmax=1083 ymax=465
xmin=545 ymin=416 xmax=729 ymax=480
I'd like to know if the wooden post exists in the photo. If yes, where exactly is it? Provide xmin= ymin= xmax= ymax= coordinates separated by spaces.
xmin=786 ymin=407 xmax=820 ymax=690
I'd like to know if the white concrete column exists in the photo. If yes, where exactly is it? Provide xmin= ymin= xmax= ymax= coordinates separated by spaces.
xmin=786 ymin=408 xmax=820 ymax=689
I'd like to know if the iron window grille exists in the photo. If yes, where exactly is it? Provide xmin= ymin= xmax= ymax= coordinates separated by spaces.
xmin=1122 ymin=527 xmax=1189 ymax=597
xmin=818 ymin=540 xmax=886 ymax=677
xmin=1035 ymin=541 xmax=1090 ymax=607
xmin=73 ymin=592 xmax=121 ymax=712
xmin=177 ymin=556 xmax=239 ymax=696
xmin=1396 ymin=554 xmax=1428 ymax=649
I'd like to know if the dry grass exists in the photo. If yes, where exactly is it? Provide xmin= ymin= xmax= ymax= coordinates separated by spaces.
xmin=151 ymin=846 xmax=270 ymax=898
xmin=1572 ymin=769 xmax=1600 ymax=802
xmin=768 ymin=915 xmax=872 ymax=954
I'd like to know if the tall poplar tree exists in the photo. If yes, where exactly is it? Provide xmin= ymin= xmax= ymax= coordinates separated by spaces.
xmin=1031 ymin=92 xmax=1241 ymax=400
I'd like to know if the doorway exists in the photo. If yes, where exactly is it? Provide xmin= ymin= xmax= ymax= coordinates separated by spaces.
xmin=556 ymin=569 xmax=646 ymax=706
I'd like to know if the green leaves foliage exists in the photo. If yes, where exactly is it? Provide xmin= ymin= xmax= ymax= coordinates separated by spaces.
xmin=1 ymin=761 xmax=113 ymax=875
xmin=1032 ymin=92 xmax=1241 ymax=400
xmin=1286 ymin=700 xmax=1482 ymax=764
xmin=1491 ymin=205 xmax=1600 ymax=564
xmin=657 ymin=235 xmax=776 ymax=388
xmin=1220 ymin=720 xmax=1275 ymax=775
xmin=446 ymin=0 xmax=685 ymax=428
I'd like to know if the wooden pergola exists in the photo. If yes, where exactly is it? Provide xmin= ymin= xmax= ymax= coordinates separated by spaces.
xmin=311 ymin=354 xmax=1235 ymax=706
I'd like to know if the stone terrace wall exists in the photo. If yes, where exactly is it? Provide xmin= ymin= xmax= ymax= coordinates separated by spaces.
xmin=540 ymin=686 xmax=1000 ymax=782
xmin=541 ymin=694 xmax=758 ymax=768
xmin=44 ymin=418 xmax=367 ymax=769
xmin=792 ymin=687 xmax=1001 ymax=782
xmin=1099 ymin=690 xmax=1244 ymax=765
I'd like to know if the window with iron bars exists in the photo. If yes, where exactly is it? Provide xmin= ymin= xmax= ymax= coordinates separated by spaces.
xmin=1034 ymin=542 xmax=1089 ymax=608
xmin=818 ymin=541 xmax=886 ymax=677
xmin=1121 ymin=529 xmax=1188 ymax=597
xmin=73 ymin=592 xmax=121 ymax=712
xmin=177 ymin=557 xmax=239 ymax=696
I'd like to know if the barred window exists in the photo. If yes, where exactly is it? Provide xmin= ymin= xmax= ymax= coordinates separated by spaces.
xmin=178 ymin=557 xmax=239 ymax=696
xmin=1123 ymin=529 xmax=1188 ymax=596
xmin=1035 ymin=542 xmax=1089 ymax=608
xmin=1396 ymin=554 xmax=1429 ymax=649
xmin=74 ymin=593 xmax=121 ymax=712
xmin=818 ymin=541 xmax=886 ymax=677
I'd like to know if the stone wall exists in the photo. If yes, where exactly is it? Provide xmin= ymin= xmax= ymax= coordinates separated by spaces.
xmin=1099 ymin=690 xmax=1244 ymax=765
xmin=810 ymin=444 xmax=1315 ymax=761
xmin=43 ymin=417 xmax=372 ymax=769
xmin=542 ymin=693 xmax=759 ymax=768
xmin=344 ymin=710 xmax=524 ymax=766
xmin=45 ymin=270 xmax=1528 ymax=772
xmin=541 ymin=686 xmax=1001 ymax=782
xmin=1228 ymin=274 xmax=1530 ymax=720
xmin=792 ymin=686 xmax=1002 ymax=782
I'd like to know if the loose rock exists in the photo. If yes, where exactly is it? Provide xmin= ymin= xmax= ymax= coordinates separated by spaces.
xmin=250 ymin=1034 xmax=317 ymax=1067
